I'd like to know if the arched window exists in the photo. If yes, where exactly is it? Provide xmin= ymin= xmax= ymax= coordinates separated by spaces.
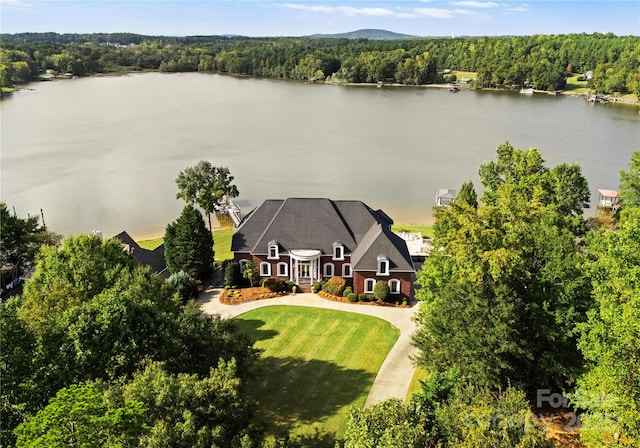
xmin=323 ymin=263 xmax=334 ymax=278
xmin=388 ymin=279 xmax=401 ymax=295
xmin=260 ymin=262 xmax=271 ymax=277
xmin=364 ymin=278 xmax=376 ymax=293
xmin=239 ymin=259 xmax=248 ymax=271
xmin=342 ymin=263 xmax=352 ymax=278
xmin=377 ymin=256 xmax=390 ymax=276
xmin=333 ymin=242 xmax=344 ymax=260
xmin=268 ymin=242 xmax=279 ymax=260
xmin=277 ymin=262 xmax=288 ymax=277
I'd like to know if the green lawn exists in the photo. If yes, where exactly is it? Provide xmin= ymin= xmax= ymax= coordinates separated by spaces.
xmin=234 ymin=306 xmax=399 ymax=444
xmin=392 ymin=224 xmax=435 ymax=239
xmin=137 ymin=227 xmax=235 ymax=261
xmin=564 ymin=74 xmax=590 ymax=93
xmin=405 ymin=366 xmax=428 ymax=401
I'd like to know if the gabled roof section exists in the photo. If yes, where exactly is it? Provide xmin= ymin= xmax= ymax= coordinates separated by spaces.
xmin=351 ymin=224 xmax=415 ymax=272
xmin=252 ymin=198 xmax=357 ymax=254
xmin=231 ymin=200 xmax=284 ymax=252
xmin=113 ymin=231 xmax=167 ymax=275
xmin=333 ymin=200 xmax=389 ymax=244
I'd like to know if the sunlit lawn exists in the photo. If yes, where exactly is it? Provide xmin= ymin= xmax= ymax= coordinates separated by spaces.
xmin=405 ymin=366 xmax=429 ymax=401
xmin=392 ymin=224 xmax=435 ymax=239
xmin=137 ymin=227 xmax=235 ymax=261
xmin=564 ymin=74 xmax=590 ymax=93
xmin=234 ymin=306 xmax=399 ymax=444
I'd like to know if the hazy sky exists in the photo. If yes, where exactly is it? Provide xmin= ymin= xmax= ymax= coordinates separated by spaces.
xmin=1 ymin=0 xmax=639 ymax=37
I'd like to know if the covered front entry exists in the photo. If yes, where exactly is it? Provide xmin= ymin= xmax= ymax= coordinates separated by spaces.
xmin=289 ymin=249 xmax=321 ymax=285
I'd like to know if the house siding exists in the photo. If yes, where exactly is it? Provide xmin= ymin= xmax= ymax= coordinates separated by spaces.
xmin=353 ymin=271 xmax=413 ymax=299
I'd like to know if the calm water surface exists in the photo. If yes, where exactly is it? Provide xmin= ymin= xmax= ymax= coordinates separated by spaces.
xmin=2 ymin=72 xmax=639 ymax=239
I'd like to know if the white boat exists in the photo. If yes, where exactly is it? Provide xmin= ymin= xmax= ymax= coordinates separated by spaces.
xmin=519 ymin=88 xmax=534 ymax=95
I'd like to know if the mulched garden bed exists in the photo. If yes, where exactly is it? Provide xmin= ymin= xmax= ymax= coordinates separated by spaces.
xmin=219 ymin=287 xmax=409 ymax=308
xmin=219 ymin=287 xmax=289 ymax=305
xmin=317 ymin=290 xmax=410 ymax=307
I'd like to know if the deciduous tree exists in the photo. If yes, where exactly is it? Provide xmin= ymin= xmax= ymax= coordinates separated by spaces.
xmin=575 ymin=207 xmax=640 ymax=446
xmin=175 ymin=161 xmax=239 ymax=232
xmin=414 ymin=143 xmax=592 ymax=390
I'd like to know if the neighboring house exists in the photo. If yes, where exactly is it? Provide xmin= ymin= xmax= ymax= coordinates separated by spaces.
xmin=113 ymin=231 xmax=168 ymax=278
xmin=435 ymin=189 xmax=457 ymax=207
xmin=231 ymin=198 xmax=415 ymax=298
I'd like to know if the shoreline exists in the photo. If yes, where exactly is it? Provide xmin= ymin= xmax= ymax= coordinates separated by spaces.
xmin=6 ymin=70 xmax=639 ymax=106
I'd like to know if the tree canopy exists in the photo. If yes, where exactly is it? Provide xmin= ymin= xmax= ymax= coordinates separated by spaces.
xmin=175 ymin=161 xmax=239 ymax=231
xmin=2 ymin=32 xmax=639 ymax=98
xmin=0 ymin=203 xmax=60 ymax=293
xmin=413 ymin=142 xmax=592 ymax=390
xmin=2 ymin=233 xmax=258 ymax=447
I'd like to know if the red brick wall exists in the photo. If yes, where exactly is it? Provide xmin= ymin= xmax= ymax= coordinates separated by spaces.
xmin=353 ymin=271 xmax=413 ymax=299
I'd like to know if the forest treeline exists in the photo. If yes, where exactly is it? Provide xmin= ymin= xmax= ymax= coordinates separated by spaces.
xmin=1 ymin=32 xmax=639 ymax=97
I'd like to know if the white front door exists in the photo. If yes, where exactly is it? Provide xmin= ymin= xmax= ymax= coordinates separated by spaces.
xmin=298 ymin=262 xmax=311 ymax=282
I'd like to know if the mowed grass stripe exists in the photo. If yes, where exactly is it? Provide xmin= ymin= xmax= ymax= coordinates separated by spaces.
xmin=234 ymin=306 xmax=399 ymax=441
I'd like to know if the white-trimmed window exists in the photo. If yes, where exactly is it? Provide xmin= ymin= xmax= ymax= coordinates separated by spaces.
xmin=323 ymin=263 xmax=334 ymax=278
xmin=277 ymin=262 xmax=288 ymax=277
xmin=389 ymin=279 xmax=401 ymax=295
xmin=364 ymin=278 xmax=376 ymax=294
xmin=239 ymin=259 xmax=248 ymax=271
xmin=377 ymin=256 xmax=390 ymax=276
xmin=342 ymin=263 xmax=352 ymax=278
xmin=268 ymin=242 xmax=279 ymax=260
xmin=333 ymin=243 xmax=344 ymax=260
xmin=260 ymin=262 xmax=271 ymax=277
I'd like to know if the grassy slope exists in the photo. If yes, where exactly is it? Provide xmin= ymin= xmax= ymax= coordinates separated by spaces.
xmin=137 ymin=227 xmax=235 ymax=261
xmin=234 ymin=306 xmax=399 ymax=442
xmin=391 ymin=224 xmax=435 ymax=239
xmin=405 ymin=366 xmax=428 ymax=401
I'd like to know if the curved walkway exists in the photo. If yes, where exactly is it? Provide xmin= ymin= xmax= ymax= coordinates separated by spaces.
xmin=197 ymin=286 xmax=419 ymax=407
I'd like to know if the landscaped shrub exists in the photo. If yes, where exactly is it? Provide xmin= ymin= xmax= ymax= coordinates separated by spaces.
xmin=263 ymin=277 xmax=287 ymax=293
xmin=312 ymin=280 xmax=328 ymax=293
xmin=166 ymin=270 xmax=199 ymax=303
xmin=373 ymin=281 xmax=390 ymax=301
xmin=324 ymin=276 xmax=347 ymax=296
xmin=343 ymin=287 xmax=353 ymax=297
xmin=358 ymin=293 xmax=367 ymax=302
xmin=347 ymin=293 xmax=358 ymax=302
xmin=223 ymin=260 xmax=242 ymax=288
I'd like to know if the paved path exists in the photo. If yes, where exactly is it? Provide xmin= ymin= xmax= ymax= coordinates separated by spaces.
xmin=197 ymin=286 xmax=419 ymax=407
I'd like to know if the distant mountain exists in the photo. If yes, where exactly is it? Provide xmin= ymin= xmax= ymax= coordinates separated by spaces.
xmin=305 ymin=29 xmax=419 ymax=40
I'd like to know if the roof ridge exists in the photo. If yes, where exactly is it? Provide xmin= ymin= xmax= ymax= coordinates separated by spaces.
xmin=251 ymin=199 xmax=288 ymax=253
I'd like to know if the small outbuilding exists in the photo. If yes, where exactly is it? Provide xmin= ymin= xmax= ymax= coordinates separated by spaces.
xmin=435 ymin=189 xmax=457 ymax=207
xmin=597 ymin=189 xmax=620 ymax=211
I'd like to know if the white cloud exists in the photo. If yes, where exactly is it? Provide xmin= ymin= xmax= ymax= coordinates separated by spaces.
xmin=337 ymin=6 xmax=394 ymax=17
xmin=283 ymin=3 xmax=393 ymax=17
xmin=453 ymin=8 xmax=478 ymax=15
xmin=506 ymin=4 xmax=530 ymax=12
xmin=451 ymin=1 xmax=500 ymax=8
xmin=414 ymin=8 xmax=455 ymax=19
xmin=0 ymin=0 xmax=33 ymax=11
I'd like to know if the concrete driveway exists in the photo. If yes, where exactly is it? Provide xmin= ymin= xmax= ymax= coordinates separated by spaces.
xmin=197 ymin=286 xmax=420 ymax=407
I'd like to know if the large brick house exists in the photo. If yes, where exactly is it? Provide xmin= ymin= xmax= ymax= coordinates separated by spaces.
xmin=231 ymin=198 xmax=415 ymax=298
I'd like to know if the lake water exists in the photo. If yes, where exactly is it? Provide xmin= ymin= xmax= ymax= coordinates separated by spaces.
xmin=2 ymin=72 xmax=639 ymax=240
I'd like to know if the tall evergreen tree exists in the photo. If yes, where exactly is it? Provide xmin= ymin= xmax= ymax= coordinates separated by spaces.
xmin=164 ymin=205 xmax=214 ymax=280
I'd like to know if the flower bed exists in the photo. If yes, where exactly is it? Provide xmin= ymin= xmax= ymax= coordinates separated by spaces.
xmin=317 ymin=290 xmax=409 ymax=307
xmin=220 ymin=287 xmax=287 ymax=305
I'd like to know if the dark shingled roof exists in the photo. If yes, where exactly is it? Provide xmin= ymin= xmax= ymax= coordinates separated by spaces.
xmin=350 ymin=224 xmax=415 ymax=272
xmin=232 ymin=198 xmax=414 ymax=273
xmin=113 ymin=231 xmax=167 ymax=275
